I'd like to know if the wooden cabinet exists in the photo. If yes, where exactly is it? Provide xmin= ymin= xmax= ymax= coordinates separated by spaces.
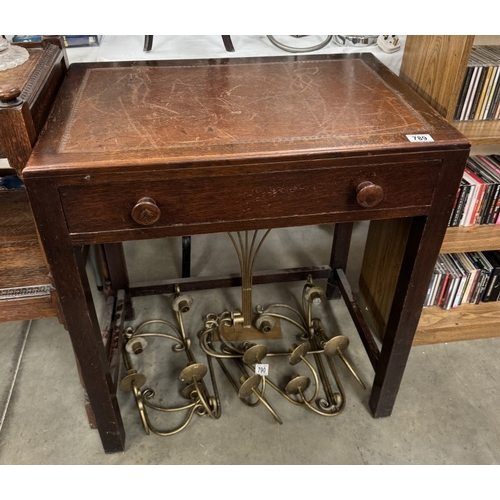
xmin=0 ymin=38 xmax=67 ymax=323
xmin=360 ymin=35 xmax=500 ymax=346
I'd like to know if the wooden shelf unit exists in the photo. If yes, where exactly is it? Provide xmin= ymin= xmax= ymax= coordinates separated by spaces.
xmin=416 ymin=223 xmax=500 ymax=345
xmin=0 ymin=38 xmax=67 ymax=324
xmin=400 ymin=36 xmax=500 ymax=146
xmin=0 ymin=189 xmax=59 ymax=322
xmin=440 ymin=224 xmax=500 ymax=254
xmin=360 ymin=35 xmax=500 ymax=346
xmin=455 ymin=120 xmax=500 ymax=145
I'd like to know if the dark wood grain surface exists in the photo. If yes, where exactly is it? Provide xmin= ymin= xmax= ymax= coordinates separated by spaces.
xmin=59 ymin=157 xmax=441 ymax=242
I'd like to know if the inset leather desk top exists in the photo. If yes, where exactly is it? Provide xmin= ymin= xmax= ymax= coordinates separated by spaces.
xmin=25 ymin=53 xmax=468 ymax=176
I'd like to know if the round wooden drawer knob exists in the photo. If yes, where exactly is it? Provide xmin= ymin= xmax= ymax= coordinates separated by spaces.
xmin=131 ymin=197 xmax=161 ymax=226
xmin=356 ymin=181 xmax=384 ymax=208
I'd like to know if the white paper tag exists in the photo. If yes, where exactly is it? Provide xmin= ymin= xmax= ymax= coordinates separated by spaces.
xmin=255 ymin=364 xmax=269 ymax=376
xmin=406 ymin=134 xmax=434 ymax=142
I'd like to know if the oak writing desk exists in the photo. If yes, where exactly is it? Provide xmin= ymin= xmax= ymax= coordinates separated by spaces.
xmin=24 ymin=53 xmax=470 ymax=453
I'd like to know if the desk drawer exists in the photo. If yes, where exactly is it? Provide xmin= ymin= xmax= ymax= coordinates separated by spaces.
xmin=60 ymin=160 xmax=441 ymax=236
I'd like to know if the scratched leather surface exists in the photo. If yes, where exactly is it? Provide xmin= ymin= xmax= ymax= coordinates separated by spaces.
xmin=56 ymin=58 xmax=428 ymax=159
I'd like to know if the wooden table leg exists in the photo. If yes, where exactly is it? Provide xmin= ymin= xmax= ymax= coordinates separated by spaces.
xmin=368 ymin=212 xmax=453 ymax=418
xmin=26 ymin=180 xmax=126 ymax=453
xmin=368 ymin=150 xmax=469 ymax=417
xmin=182 ymin=236 xmax=191 ymax=278
xmin=369 ymin=215 xmax=428 ymax=417
xmin=326 ymin=223 xmax=353 ymax=299
xmin=103 ymin=243 xmax=135 ymax=320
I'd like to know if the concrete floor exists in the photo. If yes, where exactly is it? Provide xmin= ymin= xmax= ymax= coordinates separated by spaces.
xmin=1 ymin=222 xmax=500 ymax=466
